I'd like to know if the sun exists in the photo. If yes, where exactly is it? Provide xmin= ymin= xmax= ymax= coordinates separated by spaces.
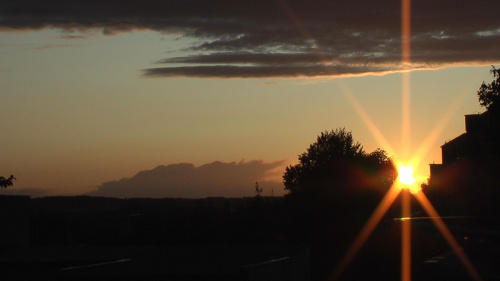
xmin=398 ymin=166 xmax=415 ymax=185
xmin=396 ymin=164 xmax=422 ymax=194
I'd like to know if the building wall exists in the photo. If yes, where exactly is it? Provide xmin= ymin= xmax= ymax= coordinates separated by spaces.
xmin=441 ymin=134 xmax=468 ymax=165
xmin=440 ymin=112 xmax=500 ymax=167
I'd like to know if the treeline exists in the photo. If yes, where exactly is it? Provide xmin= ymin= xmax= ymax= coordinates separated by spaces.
xmin=29 ymin=196 xmax=291 ymax=247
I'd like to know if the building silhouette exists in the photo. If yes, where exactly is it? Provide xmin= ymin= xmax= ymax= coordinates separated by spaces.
xmin=427 ymin=109 xmax=500 ymax=215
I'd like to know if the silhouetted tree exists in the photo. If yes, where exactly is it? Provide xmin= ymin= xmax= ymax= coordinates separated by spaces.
xmin=282 ymin=128 xmax=397 ymax=233
xmin=283 ymin=128 xmax=395 ymax=197
xmin=0 ymin=175 xmax=15 ymax=188
xmin=477 ymin=66 xmax=500 ymax=111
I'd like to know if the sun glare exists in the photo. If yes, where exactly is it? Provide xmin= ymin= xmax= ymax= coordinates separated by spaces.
xmin=398 ymin=166 xmax=415 ymax=185
xmin=280 ymin=0 xmax=482 ymax=280
xmin=397 ymin=164 xmax=422 ymax=194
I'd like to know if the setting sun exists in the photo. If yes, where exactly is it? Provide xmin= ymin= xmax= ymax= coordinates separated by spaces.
xmin=396 ymin=164 xmax=422 ymax=194
xmin=398 ymin=166 xmax=415 ymax=186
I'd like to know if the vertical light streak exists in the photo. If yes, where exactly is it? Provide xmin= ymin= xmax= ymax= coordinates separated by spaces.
xmin=401 ymin=190 xmax=411 ymax=281
xmin=401 ymin=0 xmax=412 ymax=160
xmin=402 ymin=73 xmax=411 ymax=159
xmin=329 ymin=184 xmax=402 ymax=281
xmin=414 ymin=192 xmax=483 ymax=281
xmin=400 ymin=3 xmax=413 ymax=281
xmin=402 ymin=0 xmax=411 ymax=64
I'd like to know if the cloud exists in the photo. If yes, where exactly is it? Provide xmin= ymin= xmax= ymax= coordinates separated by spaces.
xmin=89 ymin=160 xmax=287 ymax=198
xmin=143 ymin=64 xmax=402 ymax=79
xmin=54 ymin=35 xmax=89 ymax=40
xmin=25 ymin=43 xmax=85 ymax=50
xmin=1 ymin=42 xmax=85 ymax=50
xmin=2 ymin=0 xmax=499 ymax=78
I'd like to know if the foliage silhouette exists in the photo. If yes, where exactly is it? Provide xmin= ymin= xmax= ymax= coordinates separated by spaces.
xmin=477 ymin=65 xmax=500 ymax=111
xmin=0 ymin=175 xmax=15 ymax=188
xmin=283 ymin=128 xmax=395 ymax=197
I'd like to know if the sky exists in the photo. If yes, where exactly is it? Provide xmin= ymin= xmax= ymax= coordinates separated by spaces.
xmin=1 ymin=0 xmax=499 ymax=198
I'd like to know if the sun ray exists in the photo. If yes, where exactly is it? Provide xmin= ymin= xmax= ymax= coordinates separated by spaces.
xmin=341 ymin=86 xmax=397 ymax=156
xmin=329 ymin=184 xmax=402 ymax=281
xmin=277 ymin=0 xmax=314 ymax=46
xmin=401 ymin=190 xmax=411 ymax=281
xmin=401 ymin=0 xmax=412 ymax=160
xmin=402 ymin=72 xmax=411 ymax=159
xmin=401 ymin=0 xmax=411 ymax=66
xmin=406 ymin=92 xmax=466 ymax=171
xmin=277 ymin=0 xmax=337 ymax=74
xmin=414 ymin=192 xmax=483 ymax=281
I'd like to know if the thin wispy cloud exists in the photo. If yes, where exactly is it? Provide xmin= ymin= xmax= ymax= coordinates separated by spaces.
xmin=2 ymin=0 xmax=499 ymax=78
xmin=54 ymin=35 xmax=89 ymax=40
xmin=25 ymin=43 xmax=85 ymax=50
xmin=0 ymin=42 xmax=85 ymax=50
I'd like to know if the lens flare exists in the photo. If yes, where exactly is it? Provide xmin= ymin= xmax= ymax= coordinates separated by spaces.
xmin=398 ymin=166 xmax=415 ymax=185
xmin=277 ymin=1 xmax=481 ymax=280
xmin=395 ymin=163 xmax=422 ymax=194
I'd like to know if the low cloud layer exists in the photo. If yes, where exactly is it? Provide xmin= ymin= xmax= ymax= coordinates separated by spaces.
xmin=2 ymin=0 xmax=499 ymax=78
xmin=90 ymin=160 xmax=287 ymax=198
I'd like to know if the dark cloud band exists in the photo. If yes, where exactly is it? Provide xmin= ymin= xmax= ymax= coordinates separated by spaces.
xmin=2 ymin=0 xmax=499 ymax=78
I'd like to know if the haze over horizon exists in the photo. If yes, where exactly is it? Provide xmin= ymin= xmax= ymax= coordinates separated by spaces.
xmin=1 ymin=0 xmax=498 ymax=197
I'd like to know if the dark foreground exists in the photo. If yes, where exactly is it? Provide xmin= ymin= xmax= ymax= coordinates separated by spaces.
xmin=1 ymin=195 xmax=499 ymax=281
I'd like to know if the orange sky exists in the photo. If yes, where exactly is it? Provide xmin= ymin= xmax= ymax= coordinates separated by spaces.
xmin=1 ymin=1 xmax=498 ymax=197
